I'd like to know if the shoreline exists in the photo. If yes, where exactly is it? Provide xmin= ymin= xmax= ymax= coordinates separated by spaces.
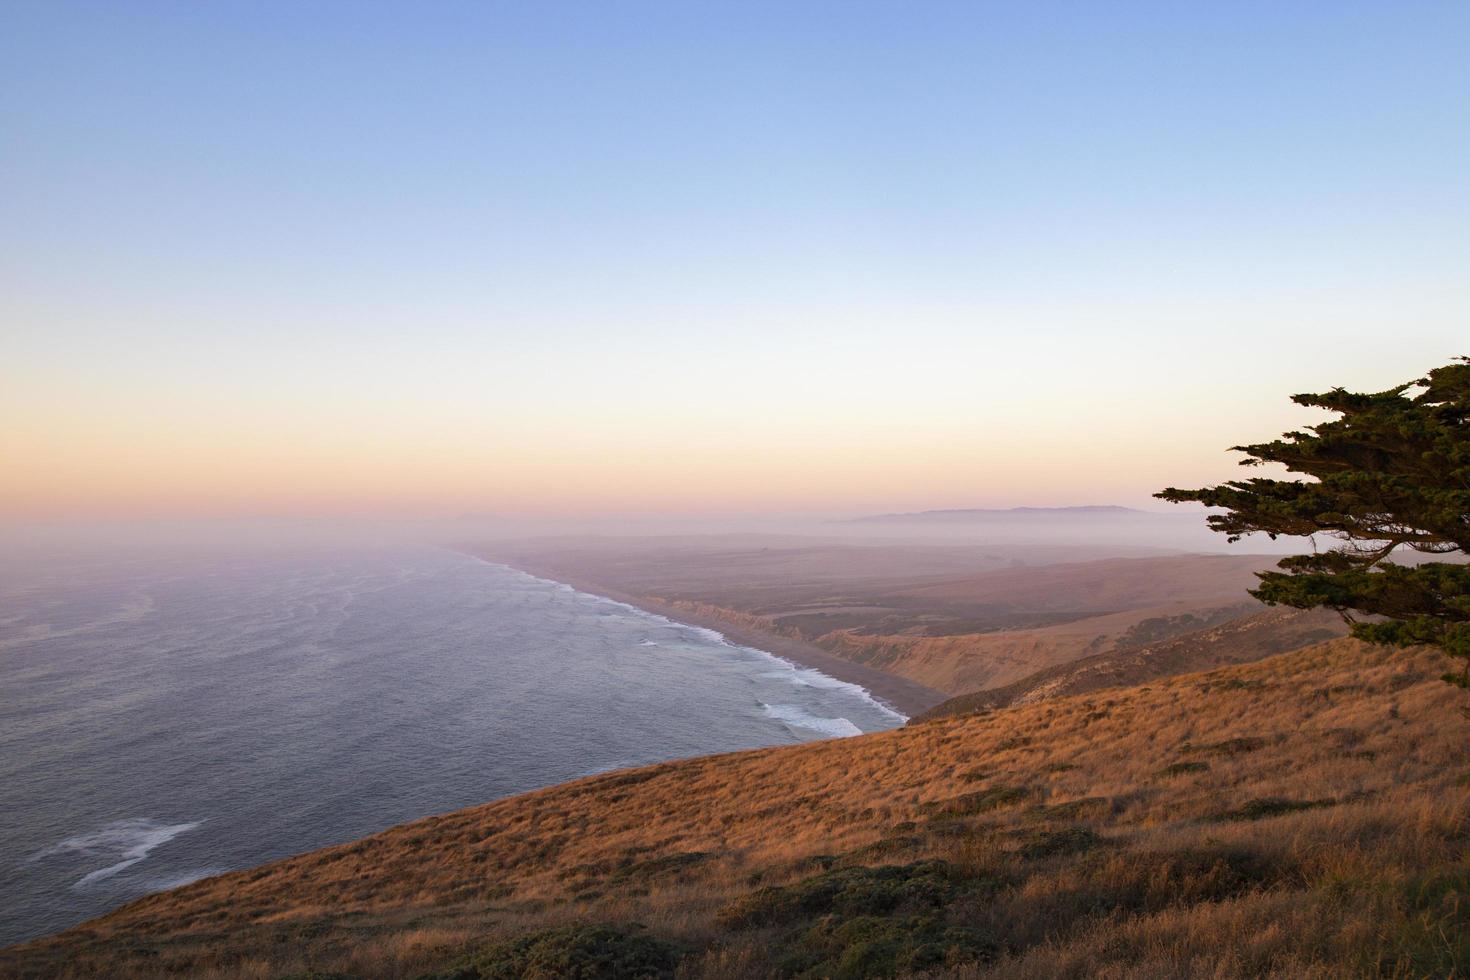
xmin=460 ymin=549 xmax=948 ymax=719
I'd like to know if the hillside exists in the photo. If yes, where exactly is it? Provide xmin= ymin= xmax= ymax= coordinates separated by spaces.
xmin=7 ymin=637 xmax=1466 ymax=978
xmin=914 ymin=606 xmax=1347 ymax=721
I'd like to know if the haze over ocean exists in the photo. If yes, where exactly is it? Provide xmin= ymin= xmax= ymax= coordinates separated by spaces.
xmin=0 ymin=545 xmax=901 ymax=945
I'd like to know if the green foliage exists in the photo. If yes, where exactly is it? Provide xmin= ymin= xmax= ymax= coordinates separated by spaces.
xmin=426 ymin=924 xmax=681 ymax=980
xmin=717 ymin=861 xmax=994 ymax=978
xmin=1222 ymin=797 xmax=1335 ymax=821
xmin=922 ymin=786 xmax=1031 ymax=820
xmin=716 ymin=861 xmax=961 ymax=929
xmin=1377 ymin=862 xmax=1470 ymax=976
xmin=779 ymin=913 xmax=995 ymax=979
xmin=1032 ymin=796 xmax=1110 ymax=820
xmin=1017 ymin=826 xmax=1101 ymax=860
xmin=1158 ymin=358 xmax=1470 ymax=684
xmin=1180 ymin=736 xmax=1267 ymax=756
xmin=560 ymin=850 xmax=710 ymax=884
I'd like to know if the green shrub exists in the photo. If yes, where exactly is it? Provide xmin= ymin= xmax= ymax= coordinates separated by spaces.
xmin=717 ymin=861 xmax=960 ymax=929
xmin=1181 ymin=736 xmax=1267 ymax=756
xmin=1377 ymin=863 xmax=1470 ymax=976
xmin=717 ymin=861 xmax=996 ymax=977
xmin=425 ymin=924 xmax=681 ymax=980
xmin=1018 ymin=827 xmax=1100 ymax=860
xmin=1222 ymin=797 xmax=1335 ymax=821
xmin=1033 ymin=797 xmax=1109 ymax=820
xmin=780 ymin=913 xmax=994 ymax=979
xmin=923 ymin=786 xmax=1030 ymax=820
xmin=1030 ymin=845 xmax=1288 ymax=920
xmin=842 ymin=835 xmax=923 ymax=862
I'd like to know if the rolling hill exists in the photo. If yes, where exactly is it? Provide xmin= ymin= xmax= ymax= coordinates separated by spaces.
xmin=914 ymin=606 xmax=1347 ymax=721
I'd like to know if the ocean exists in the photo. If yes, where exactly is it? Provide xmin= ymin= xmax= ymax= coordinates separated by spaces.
xmin=0 ymin=544 xmax=903 ymax=946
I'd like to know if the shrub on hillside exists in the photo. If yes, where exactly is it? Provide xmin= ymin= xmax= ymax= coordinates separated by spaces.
xmin=714 ymin=863 xmax=993 ymax=975
xmin=923 ymin=786 xmax=1031 ymax=820
xmin=1376 ymin=862 xmax=1470 ymax=975
xmin=1180 ymin=736 xmax=1268 ymax=756
xmin=1222 ymin=796 xmax=1336 ymax=821
xmin=716 ymin=861 xmax=961 ymax=928
xmin=1018 ymin=826 xmax=1101 ymax=860
xmin=716 ymin=861 xmax=996 ymax=977
xmin=780 ymin=913 xmax=995 ymax=979
xmin=424 ymin=924 xmax=681 ymax=980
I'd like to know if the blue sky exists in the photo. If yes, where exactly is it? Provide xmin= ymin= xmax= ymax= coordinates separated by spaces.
xmin=3 ymin=2 xmax=1467 ymax=516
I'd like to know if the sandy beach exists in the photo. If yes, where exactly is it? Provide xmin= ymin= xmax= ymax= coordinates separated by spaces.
xmin=471 ymin=554 xmax=947 ymax=718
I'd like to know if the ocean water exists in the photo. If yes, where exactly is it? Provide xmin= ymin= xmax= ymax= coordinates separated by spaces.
xmin=0 ymin=545 xmax=903 ymax=946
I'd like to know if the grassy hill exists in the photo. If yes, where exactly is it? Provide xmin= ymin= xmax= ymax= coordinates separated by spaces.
xmin=914 ymin=606 xmax=1346 ymax=721
xmin=6 ymin=637 xmax=1467 ymax=979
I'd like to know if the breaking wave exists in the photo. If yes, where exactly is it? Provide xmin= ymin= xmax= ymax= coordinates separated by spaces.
xmin=31 ymin=818 xmax=202 ymax=890
xmin=759 ymin=702 xmax=864 ymax=738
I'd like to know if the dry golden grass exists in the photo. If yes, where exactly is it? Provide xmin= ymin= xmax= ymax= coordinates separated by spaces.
xmin=918 ymin=606 xmax=1346 ymax=719
xmin=803 ymin=601 xmax=1257 ymax=694
xmin=5 ymin=637 xmax=1467 ymax=979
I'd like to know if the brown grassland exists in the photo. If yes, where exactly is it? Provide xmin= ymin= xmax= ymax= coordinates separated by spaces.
xmin=915 ymin=606 xmax=1347 ymax=720
xmin=6 ymin=636 xmax=1467 ymax=978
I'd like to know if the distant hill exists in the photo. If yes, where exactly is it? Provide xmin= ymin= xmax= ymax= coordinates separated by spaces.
xmin=848 ymin=505 xmax=1153 ymax=523
xmin=913 ymin=606 xmax=1347 ymax=722
xmin=9 ymin=637 xmax=1462 ymax=978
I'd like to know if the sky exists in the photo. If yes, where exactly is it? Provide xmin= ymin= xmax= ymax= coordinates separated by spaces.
xmin=2 ymin=2 xmax=1466 ymax=520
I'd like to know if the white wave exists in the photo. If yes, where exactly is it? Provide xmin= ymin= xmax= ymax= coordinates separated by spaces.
xmin=639 ymin=640 xmax=660 ymax=646
xmin=760 ymin=702 xmax=864 ymax=738
xmin=776 ymin=666 xmax=861 ymax=691
xmin=749 ymin=655 xmax=909 ymax=723
xmin=31 ymin=817 xmax=202 ymax=890
xmin=688 ymin=635 xmax=907 ymax=723
xmin=475 ymin=560 xmax=909 ymax=723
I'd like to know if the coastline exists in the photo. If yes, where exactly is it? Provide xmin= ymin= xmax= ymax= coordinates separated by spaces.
xmin=460 ymin=549 xmax=947 ymax=719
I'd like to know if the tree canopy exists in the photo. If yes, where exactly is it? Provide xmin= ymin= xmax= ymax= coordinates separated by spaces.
xmin=1157 ymin=358 xmax=1470 ymax=686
